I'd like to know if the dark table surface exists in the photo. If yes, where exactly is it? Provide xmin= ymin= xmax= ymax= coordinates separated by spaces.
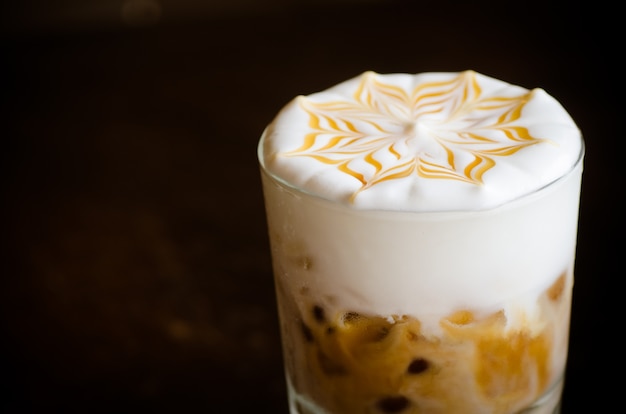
xmin=1 ymin=1 xmax=619 ymax=412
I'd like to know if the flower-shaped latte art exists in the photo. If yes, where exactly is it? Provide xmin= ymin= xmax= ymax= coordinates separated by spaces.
xmin=284 ymin=71 xmax=547 ymax=200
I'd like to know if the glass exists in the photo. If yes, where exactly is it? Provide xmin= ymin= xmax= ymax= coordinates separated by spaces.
xmin=258 ymin=73 xmax=584 ymax=414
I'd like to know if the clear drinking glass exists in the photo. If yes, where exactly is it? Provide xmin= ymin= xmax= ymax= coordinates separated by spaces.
xmin=258 ymin=71 xmax=584 ymax=414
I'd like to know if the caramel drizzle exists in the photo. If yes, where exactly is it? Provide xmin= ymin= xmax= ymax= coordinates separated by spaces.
xmin=285 ymin=71 xmax=546 ymax=201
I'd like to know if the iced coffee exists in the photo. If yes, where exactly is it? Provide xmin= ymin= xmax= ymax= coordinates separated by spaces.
xmin=258 ymin=71 xmax=583 ymax=413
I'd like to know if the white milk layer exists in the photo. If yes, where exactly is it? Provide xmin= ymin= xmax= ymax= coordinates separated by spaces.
xmin=261 ymin=160 xmax=582 ymax=334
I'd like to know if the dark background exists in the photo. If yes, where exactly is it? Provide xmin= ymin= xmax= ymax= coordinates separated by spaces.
xmin=1 ymin=0 xmax=619 ymax=412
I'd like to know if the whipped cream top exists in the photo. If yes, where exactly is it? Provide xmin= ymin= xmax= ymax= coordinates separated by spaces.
xmin=260 ymin=71 xmax=582 ymax=211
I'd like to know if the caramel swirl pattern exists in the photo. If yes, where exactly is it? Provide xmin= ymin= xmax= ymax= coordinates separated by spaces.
xmin=285 ymin=71 xmax=547 ymax=200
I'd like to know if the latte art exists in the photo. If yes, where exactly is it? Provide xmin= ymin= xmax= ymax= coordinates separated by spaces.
xmin=261 ymin=71 xmax=581 ymax=211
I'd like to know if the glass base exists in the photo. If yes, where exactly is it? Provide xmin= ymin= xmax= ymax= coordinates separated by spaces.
xmin=518 ymin=378 xmax=563 ymax=414
xmin=287 ymin=375 xmax=564 ymax=414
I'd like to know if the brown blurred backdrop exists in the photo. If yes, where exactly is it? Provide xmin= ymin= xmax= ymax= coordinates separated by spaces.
xmin=1 ymin=0 xmax=619 ymax=412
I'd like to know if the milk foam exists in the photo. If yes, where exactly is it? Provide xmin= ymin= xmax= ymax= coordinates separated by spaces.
xmin=260 ymin=71 xmax=582 ymax=212
xmin=259 ymin=70 xmax=583 ymax=335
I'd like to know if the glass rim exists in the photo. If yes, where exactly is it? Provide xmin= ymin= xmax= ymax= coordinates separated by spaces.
xmin=258 ymin=127 xmax=585 ymax=217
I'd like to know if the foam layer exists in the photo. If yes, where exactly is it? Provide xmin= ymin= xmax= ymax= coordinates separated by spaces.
xmin=260 ymin=70 xmax=582 ymax=212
